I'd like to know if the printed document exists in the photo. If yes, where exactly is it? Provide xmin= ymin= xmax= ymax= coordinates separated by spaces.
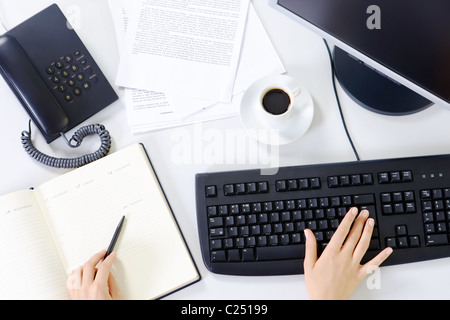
xmin=116 ymin=0 xmax=250 ymax=103
xmin=109 ymin=1 xmax=286 ymax=133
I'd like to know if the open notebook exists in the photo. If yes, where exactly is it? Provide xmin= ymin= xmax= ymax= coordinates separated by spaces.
xmin=0 ymin=143 xmax=200 ymax=300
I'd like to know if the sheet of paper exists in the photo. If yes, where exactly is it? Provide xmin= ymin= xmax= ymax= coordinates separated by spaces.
xmin=0 ymin=190 xmax=69 ymax=300
xmin=109 ymin=0 xmax=286 ymax=133
xmin=115 ymin=0 xmax=250 ymax=103
xmin=126 ymin=89 xmax=243 ymax=134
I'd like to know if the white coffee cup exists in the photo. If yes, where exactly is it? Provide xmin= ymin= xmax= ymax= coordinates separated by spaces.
xmin=258 ymin=82 xmax=302 ymax=129
xmin=241 ymin=75 xmax=314 ymax=145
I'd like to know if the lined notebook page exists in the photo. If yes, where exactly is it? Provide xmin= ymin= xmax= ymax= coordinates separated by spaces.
xmin=0 ymin=190 xmax=69 ymax=300
xmin=34 ymin=144 xmax=198 ymax=300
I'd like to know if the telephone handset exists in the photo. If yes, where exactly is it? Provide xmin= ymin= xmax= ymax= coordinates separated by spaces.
xmin=0 ymin=35 xmax=69 ymax=136
xmin=0 ymin=4 xmax=118 ymax=168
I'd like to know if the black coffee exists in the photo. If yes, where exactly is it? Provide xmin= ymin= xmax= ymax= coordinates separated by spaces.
xmin=262 ymin=89 xmax=291 ymax=115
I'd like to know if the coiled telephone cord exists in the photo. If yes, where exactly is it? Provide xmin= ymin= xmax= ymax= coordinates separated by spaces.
xmin=21 ymin=121 xmax=112 ymax=169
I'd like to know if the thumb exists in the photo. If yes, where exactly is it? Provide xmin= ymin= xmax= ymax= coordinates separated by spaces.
xmin=303 ymin=229 xmax=317 ymax=273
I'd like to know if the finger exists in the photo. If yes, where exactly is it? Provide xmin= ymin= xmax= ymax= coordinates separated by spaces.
xmin=327 ymin=207 xmax=359 ymax=250
xmin=342 ymin=210 xmax=369 ymax=253
xmin=108 ymin=273 xmax=123 ymax=300
xmin=303 ymin=229 xmax=317 ymax=273
xmin=360 ymin=247 xmax=393 ymax=277
xmin=352 ymin=218 xmax=375 ymax=263
xmin=95 ymin=252 xmax=117 ymax=286
xmin=66 ymin=267 xmax=82 ymax=291
xmin=82 ymin=250 xmax=107 ymax=285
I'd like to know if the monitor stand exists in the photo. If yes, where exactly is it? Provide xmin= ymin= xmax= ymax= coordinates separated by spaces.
xmin=333 ymin=47 xmax=433 ymax=116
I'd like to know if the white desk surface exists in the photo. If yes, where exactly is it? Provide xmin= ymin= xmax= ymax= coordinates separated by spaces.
xmin=1 ymin=0 xmax=450 ymax=300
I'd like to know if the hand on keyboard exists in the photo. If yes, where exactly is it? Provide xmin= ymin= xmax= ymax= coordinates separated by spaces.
xmin=304 ymin=207 xmax=393 ymax=300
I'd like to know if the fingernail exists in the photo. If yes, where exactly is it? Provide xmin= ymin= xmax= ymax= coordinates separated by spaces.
xmin=385 ymin=247 xmax=393 ymax=255
xmin=351 ymin=207 xmax=358 ymax=215
xmin=368 ymin=218 xmax=374 ymax=226
xmin=361 ymin=210 xmax=369 ymax=218
xmin=304 ymin=229 xmax=310 ymax=240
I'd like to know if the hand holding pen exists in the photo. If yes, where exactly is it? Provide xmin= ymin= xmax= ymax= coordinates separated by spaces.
xmin=67 ymin=216 xmax=126 ymax=300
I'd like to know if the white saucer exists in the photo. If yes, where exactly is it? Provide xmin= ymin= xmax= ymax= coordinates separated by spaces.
xmin=240 ymin=75 xmax=315 ymax=146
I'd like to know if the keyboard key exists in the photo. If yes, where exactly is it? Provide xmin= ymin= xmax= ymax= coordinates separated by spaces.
xmin=224 ymin=239 xmax=234 ymax=249
xmin=275 ymin=180 xmax=288 ymax=192
xmin=210 ymin=228 xmax=224 ymax=238
xmin=351 ymin=174 xmax=362 ymax=186
xmin=236 ymin=184 xmax=246 ymax=195
xmin=426 ymin=234 xmax=448 ymax=247
xmin=287 ymin=179 xmax=298 ymax=191
xmin=230 ymin=204 xmax=239 ymax=215
xmin=382 ymin=204 xmax=393 ymax=215
xmin=421 ymin=190 xmax=431 ymax=200
xmin=218 ymin=205 xmax=228 ymax=215
xmin=299 ymin=179 xmax=309 ymax=189
xmin=285 ymin=200 xmax=296 ymax=210
xmin=205 ymin=185 xmax=217 ymax=198
xmin=353 ymin=194 xmax=375 ymax=205
xmin=422 ymin=201 xmax=433 ymax=212
xmin=403 ymin=191 xmax=414 ymax=201
xmin=369 ymin=239 xmax=380 ymax=250
xmin=385 ymin=237 xmax=397 ymax=249
xmin=310 ymin=178 xmax=321 ymax=189
xmin=362 ymin=174 xmax=373 ymax=185
xmin=247 ymin=183 xmax=257 ymax=194
xmin=402 ymin=171 xmax=413 ymax=182
xmin=257 ymin=245 xmax=305 ymax=261
xmin=241 ymin=203 xmax=251 ymax=213
xmin=378 ymin=172 xmax=389 ymax=184
xmin=328 ymin=176 xmax=339 ymax=188
xmin=394 ymin=203 xmax=404 ymax=214
xmin=228 ymin=249 xmax=240 ymax=262
xmin=395 ymin=225 xmax=408 ymax=236
xmin=210 ymin=239 xmax=222 ymax=250
xmin=251 ymin=203 xmax=262 ymax=213
xmin=209 ymin=217 xmax=223 ymax=228
xmin=207 ymin=206 xmax=217 ymax=217
xmin=225 ymin=216 xmax=235 ymax=226
xmin=432 ymin=189 xmax=443 ymax=199
xmin=211 ymin=251 xmax=226 ymax=262
xmin=224 ymin=184 xmax=235 ymax=196
xmin=390 ymin=172 xmax=401 ymax=183
xmin=409 ymin=236 xmax=420 ymax=248
xmin=263 ymin=202 xmax=272 ymax=212
xmin=268 ymin=235 xmax=278 ymax=246
xmin=246 ymin=237 xmax=256 ymax=247
xmin=339 ymin=175 xmax=350 ymax=187
xmin=242 ymin=249 xmax=255 ymax=261
xmin=397 ymin=237 xmax=408 ymax=248
xmin=258 ymin=182 xmax=269 ymax=193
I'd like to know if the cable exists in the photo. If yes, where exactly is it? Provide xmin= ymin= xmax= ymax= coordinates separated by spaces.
xmin=21 ymin=121 xmax=112 ymax=169
xmin=323 ymin=39 xmax=361 ymax=161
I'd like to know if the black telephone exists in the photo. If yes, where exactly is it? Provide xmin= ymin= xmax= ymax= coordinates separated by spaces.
xmin=0 ymin=4 xmax=118 ymax=168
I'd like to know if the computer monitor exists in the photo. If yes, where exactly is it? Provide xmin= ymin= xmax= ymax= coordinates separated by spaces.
xmin=272 ymin=0 xmax=450 ymax=116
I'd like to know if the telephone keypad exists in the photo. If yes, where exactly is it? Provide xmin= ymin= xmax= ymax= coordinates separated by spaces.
xmin=46 ymin=50 xmax=98 ymax=103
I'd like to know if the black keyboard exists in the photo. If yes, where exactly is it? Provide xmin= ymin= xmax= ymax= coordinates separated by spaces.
xmin=196 ymin=154 xmax=450 ymax=276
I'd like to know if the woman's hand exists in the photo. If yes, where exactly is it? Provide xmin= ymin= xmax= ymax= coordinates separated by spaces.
xmin=67 ymin=250 xmax=123 ymax=300
xmin=304 ymin=207 xmax=393 ymax=300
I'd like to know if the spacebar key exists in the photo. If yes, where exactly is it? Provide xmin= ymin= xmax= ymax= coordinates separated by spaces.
xmin=257 ymin=245 xmax=305 ymax=261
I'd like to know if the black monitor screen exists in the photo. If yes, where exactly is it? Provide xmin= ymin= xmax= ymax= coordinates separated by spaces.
xmin=277 ymin=0 xmax=450 ymax=104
